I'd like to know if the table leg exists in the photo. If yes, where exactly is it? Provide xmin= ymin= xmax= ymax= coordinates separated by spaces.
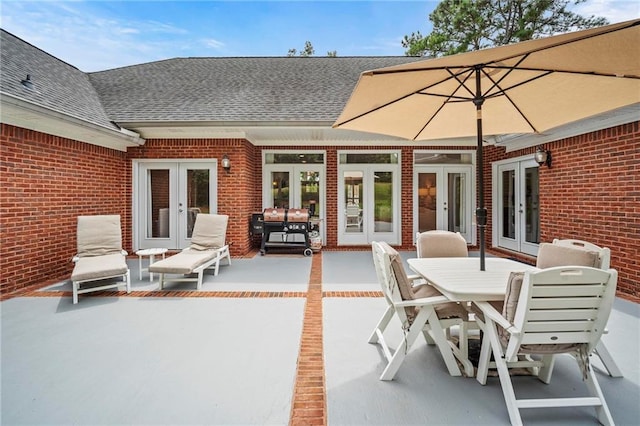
xmin=138 ymin=255 xmax=143 ymax=280
xmin=148 ymin=254 xmax=155 ymax=282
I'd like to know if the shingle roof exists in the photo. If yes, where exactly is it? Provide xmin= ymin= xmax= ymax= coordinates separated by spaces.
xmin=88 ymin=56 xmax=423 ymax=123
xmin=2 ymin=28 xmax=422 ymax=126
xmin=0 ymin=30 xmax=118 ymax=131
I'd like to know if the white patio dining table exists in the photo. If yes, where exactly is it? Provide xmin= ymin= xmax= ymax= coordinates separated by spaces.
xmin=407 ymin=257 xmax=538 ymax=376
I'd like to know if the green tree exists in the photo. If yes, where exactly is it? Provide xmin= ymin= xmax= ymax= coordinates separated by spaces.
xmin=287 ymin=41 xmax=338 ymax=57
xmin=402 ymin=0 xmax=608 ymax=57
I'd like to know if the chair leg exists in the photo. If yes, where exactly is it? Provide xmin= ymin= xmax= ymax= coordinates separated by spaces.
xmin=197 ymin=270 xmax=204 ymax=290
xmin=594 ymin=341 xmax=623 ymax=378
xmin=368 ymin=305 xmax=394 ymax=344
xmin=485 ymin=320 xmax=524 ymax=426
xmin=125 ymin=270 xmax=131 ymax=294
xmin=476 ymin=328 xmax=492 ymax=385
xmin=584 ymin=364 xmax=615 ymax=426
xmin=72 ymin=281 xmax=79 ymax=304
xmin=380 ymin=307 xmax=434 ymax=381
xmin=427 ymin=316 xmax=463 ymax=377
xmin=158 ymin=273 xmax=165 ymax=290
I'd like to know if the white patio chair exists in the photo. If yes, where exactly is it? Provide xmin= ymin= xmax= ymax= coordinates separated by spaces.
xmin=474 ymin=266 xmax=618 ymax=426
xmin=368 ymin=241 xmax=471 ymax=380
xmin=415 ymin=230 xmax=468 ymax=258
xmin=149 ymin=214 xmax=231 ymax=290
xmin=538 ymin=240 xmax=622 ymax=377
xmin=415 ymin=230 xmax=473 ymax=370
xmin=71 ymin=215 xmax=131 ymax=304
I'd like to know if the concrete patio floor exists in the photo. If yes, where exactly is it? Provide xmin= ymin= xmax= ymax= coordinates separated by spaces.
xmin=1 ymin=250 xmax=639 ymax=425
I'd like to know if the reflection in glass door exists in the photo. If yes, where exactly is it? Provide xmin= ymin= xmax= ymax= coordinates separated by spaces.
xmin=495 ymin=158 xmax=539 ymax=255
xmin=265 ymin=167 xmax=323 ymax=215
xmin=136 ymin=161 xmax=217 ymax=250
xmin=414 ymin=166 xmax=472 ymax=243
xmin=344 ymin=171 xmax=363 ymax=233
xmin=338 ymin=162 xmax=399 ymax=245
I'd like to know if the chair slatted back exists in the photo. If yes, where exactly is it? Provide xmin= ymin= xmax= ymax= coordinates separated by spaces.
xmin=371 ymin=241 xmax=403 ymax=306
xmin=506 ymin=266 xmax=617 ymax=359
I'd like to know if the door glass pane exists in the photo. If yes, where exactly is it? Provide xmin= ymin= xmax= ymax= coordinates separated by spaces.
xmin=271 ymin=171 xmax=290 ymax=208
xmin=300 ymin=171 xmax=321 ymax=217
xmin=501 ymin=170 xmax=516 ymax=239
xmin=344 ymin=171 xmax=363 ymax=233
xmin=418 ymin=172 xmax=437 ymax=232
xmin=525 ymin=166 xmax=540 ymax=244
xmin=447 ymin=172 xmax=466 ymax=233
xmin=148 ymin=169 xmax=169 ymax=238
xmin=374 ymin=171 xmax=393 ymax=232
xmin=186 ymin=169 xmax=210 ymax=238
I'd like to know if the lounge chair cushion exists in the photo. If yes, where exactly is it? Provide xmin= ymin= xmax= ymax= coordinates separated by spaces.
xmin=148 ymin=248 xmax=219 ymax=275
xmin=71 ymin=253 xmax=128 ymax=282
xmin=382 ymin=242 xmax=467 ymax=322
xmin=536 ymin=243 xmax=599 ymax=269
xmin=190 ymin=214 xmax=228 ymax=250
xmin=76 ymin=215 xmax=123 ymax=257
xmin=416 ymin=230 xmax=468 ymax=258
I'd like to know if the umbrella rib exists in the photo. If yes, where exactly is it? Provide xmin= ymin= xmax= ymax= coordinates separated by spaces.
xmin=412 ymin=68 xmax=478 ymax=139
xmin=334 ymin=69 xmax=476 ymax=127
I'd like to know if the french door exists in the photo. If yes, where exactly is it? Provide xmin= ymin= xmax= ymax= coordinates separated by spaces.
xmin=135 ymin=160 xmax=218 ymax=250
xmin=338 ymin=164 xmax=400 ymax=245
xmin=262 ymin=164 xmax=324 ymax=214
xmin=495 ymin=158 xmax=540 ymax=255
xmin=413 ymin=166 xmax=473 ymax=243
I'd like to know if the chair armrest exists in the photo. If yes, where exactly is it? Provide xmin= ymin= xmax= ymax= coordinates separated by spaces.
xmin=474 ymin=301 xmax=515 ymax=332
xmin=121 ymin=250 xmax=128 ymax=256
xmin=395 ymin=295 xmax=449 ymax=307
xmin=72 ymin=255 xmax=80 ymax=263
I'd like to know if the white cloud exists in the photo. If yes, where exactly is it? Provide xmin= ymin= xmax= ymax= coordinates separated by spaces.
xmin=572 ymin=0 xmax=640 ymax=23
xmin=202 ymin=38 xmax=226 ymax=50
xmin=0 ymin=1 xmax=201 ymax=71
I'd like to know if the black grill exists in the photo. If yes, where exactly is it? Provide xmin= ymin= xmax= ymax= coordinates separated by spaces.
xmin=259 ymin=208 xmax=313 ymax=256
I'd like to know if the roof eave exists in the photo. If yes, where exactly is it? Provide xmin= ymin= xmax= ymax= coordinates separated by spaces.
xmin=1 ymin=93 xmax=145 ymax=151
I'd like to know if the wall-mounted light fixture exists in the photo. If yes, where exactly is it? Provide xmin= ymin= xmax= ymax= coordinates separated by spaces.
xmin=221 ymin=154 xmax=231 ymax=172
xmin=21 ymin=74 xmax=34 ymax=90
xmin=534 ymin=146 xmax=552 ymax=168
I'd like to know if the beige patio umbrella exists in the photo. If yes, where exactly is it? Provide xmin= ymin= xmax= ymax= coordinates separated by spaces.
xmin=333 ymin=19 xmax=640 ymax=270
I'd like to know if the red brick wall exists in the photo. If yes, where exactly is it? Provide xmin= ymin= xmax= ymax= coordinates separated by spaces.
xmin=0 ymin=124 xmax=128 ymax=294
xmin=485 ymin=122 xmax=640 ymax=300
xmin=2 ymin=123 xmax=638 ymax=300
xmin=127 ymin=139 xmax=259 ymax=256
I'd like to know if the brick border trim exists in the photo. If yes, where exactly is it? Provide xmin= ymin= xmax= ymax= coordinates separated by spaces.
xmin=289 ymin=251 xmax=326 ymax=425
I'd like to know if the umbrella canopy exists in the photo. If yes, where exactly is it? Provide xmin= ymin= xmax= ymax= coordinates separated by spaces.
xmin=333 ymin=19 xmax=640 ymax=270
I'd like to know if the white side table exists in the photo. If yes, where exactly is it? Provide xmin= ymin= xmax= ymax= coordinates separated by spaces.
xmin=135 ymin=248 xmax=168 ymax=281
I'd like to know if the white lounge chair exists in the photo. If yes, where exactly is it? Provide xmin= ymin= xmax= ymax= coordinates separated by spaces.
xmin=368 ymin=241 xmax=471 ymax=380
xmin=71 ymin=215 xmax=131 ymax=304
xmin=149 ymin=214 xmax=230 ymax=290
xmin=474 ymin=266 xmax=618 ymax=425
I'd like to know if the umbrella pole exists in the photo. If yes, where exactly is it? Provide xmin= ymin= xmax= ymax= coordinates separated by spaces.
xmin=474 ymin=67 xmax=487 ymax=271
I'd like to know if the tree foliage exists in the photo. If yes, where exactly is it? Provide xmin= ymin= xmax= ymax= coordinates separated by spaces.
xmin=402 ymin=0 xmax=608 ymax=57
xmin=287 ymin=41 xmax=337 ymax=57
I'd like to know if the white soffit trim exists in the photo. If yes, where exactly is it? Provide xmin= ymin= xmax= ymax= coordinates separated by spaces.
xmin=0 ymin=94 xmax=145 ymax=152
xmin=119 ymin=122 xmax=480 ymax=147
xmin=495 ymin=104 xmax=640 ymax=152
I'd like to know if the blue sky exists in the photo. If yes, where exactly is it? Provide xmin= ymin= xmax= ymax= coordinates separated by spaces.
xmin=1 ymin=0 xmax=638 ymax=72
